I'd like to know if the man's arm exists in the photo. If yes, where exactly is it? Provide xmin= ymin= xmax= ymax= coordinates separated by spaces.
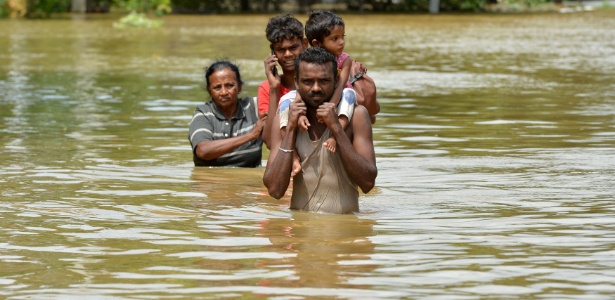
xmin=319 ymin=103 xmax=377 ymax=193
xmin=263 ymin=98 xmax=306 ymax=199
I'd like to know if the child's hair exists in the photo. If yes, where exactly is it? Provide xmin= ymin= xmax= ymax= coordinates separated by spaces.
xmin=305 ymin=10 xmax=345 ymax=46
xmin=265 ymin=14 xmax=304 ymax=45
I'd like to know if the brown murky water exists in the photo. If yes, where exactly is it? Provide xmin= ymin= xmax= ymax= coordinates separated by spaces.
xmin=1 ymin=10 xmax=614 ymax=299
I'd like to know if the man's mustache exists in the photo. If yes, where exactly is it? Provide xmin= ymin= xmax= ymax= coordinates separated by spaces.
xmin=308 ymin=91 xmax=325 ymax=97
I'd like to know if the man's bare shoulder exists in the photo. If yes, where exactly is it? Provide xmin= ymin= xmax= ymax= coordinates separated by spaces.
xmin=352 ymin=105 xmax=372 ymax=127
xmin=345 ymin=105 xmax=372 ymax=139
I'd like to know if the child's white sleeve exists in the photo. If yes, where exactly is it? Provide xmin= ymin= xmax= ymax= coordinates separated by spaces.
xmin=337 ymin=88 xmax=357 ymax=121
xmin=278 ymin=90 xmax=296 ymax=129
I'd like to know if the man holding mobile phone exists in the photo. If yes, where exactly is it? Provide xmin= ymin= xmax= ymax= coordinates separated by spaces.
xmin=258 ymin=14 xmax=308 ymax=148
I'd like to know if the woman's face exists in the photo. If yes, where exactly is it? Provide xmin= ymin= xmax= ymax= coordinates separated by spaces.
xmin=207 ymin=67 xmax=242 ymax=115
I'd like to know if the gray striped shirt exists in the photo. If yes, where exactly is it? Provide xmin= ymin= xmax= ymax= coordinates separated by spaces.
xmin=188 ymin=97 xmax=262 ymax=167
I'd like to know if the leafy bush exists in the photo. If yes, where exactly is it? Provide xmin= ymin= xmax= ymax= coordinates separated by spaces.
xmin=25 ymin=0 xmax=71 ymax=18
xmin=114 ymin=0 xmax=171 ymax=15
xmin=0 ymin=0 xmax=8 ymax=17
xmin=112 ymin=10 xmax=163 ymax=28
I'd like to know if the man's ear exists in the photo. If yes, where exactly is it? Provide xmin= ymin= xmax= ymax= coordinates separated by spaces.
xmin=301 ymin=38 xmax=309 ymax=49
xmin=311 ymin=39 xmax=321 ymax=47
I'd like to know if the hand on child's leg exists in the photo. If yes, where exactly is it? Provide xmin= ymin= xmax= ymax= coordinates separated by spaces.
xmin=322 ymin=115 xmax=350 ymax=153
xmin=298 ymin=115 xmax=310 ymax=131
xmin=291 ymin=152 xmax=302 ymax=177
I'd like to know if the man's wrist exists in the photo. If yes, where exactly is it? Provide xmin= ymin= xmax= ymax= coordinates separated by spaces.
xmin=329 ymin=122 xmax=344 ymax=136
xmin=250 ymin=130 xmax=260 ymax=140
xmin=286 ymin=120 xmax=298 ymax=131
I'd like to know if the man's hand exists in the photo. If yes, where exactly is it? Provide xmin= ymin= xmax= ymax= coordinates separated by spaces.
xmin=252 ymin=113 xmax=268 ymax=139
xmin=288 ymin=93 xmax=307 ymax=130
xmin=316 ymin=102 xmax=340 ymax=129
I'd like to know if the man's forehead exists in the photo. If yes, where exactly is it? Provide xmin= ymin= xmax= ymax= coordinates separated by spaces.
xmin=298 ymin=62 xmax=334 ymax=76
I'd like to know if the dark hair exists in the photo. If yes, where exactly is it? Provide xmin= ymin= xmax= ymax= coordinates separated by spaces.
xmin=294 ymin=47 xmax=338 ymax=80
xmin=265 ymin=14 xmax=304 ymax=45
xmin=204 ymin=60 xmax=242 ymax=90
xmin=305 ymin=10 xmax=345 ymax=46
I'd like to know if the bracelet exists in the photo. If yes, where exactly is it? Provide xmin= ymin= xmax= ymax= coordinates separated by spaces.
xmin=278 ymin=147 xmax=294 ymax=153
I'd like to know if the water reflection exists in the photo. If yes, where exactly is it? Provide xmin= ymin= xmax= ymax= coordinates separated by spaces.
xmin=261 ymin=212 xmax=376 ymax=288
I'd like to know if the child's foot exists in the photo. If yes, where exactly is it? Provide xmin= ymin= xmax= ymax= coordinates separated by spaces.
xmin=323 ymin=137 xmax=337 ymax=153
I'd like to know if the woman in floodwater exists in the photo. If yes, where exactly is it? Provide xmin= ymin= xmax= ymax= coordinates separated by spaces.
xmin=188 ymin=60 xmax=268 ymax=167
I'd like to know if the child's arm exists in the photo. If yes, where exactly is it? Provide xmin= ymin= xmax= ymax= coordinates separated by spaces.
xmin=262 ymin=55 xmax=280 ymax=149
xmin=331 ymin=56 xmax=353 ymax=106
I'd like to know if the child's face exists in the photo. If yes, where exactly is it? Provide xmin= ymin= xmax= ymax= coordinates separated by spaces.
xmin=322 ymin=25 xmax=345 ymax=57
xmin=272 ymin=37 xmax=308 ymax=73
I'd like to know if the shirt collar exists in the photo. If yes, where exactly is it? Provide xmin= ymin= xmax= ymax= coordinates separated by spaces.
xmin=210 ymin=98 xmax=246 ymax=120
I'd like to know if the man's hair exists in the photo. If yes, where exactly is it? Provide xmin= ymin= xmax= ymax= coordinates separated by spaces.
xmin=305 ymin=10 xmax=345 ymax=46
xmin=204 ymin=59 xmax=242 ymax=90
xmin=294 ymin=47 xmax=338 ymax=80
xmin=265 ymin=14 xmax=304 ymax=44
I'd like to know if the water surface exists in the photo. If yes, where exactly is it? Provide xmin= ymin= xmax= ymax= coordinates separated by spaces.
xmin=1 ymin=11 xmax=614 ymax=299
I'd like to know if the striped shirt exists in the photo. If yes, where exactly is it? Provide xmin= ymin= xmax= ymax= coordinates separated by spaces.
xmin=188 ymin=97 xmax=262 ymax=167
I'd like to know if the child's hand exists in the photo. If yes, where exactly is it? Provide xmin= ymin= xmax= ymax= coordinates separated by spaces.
xmin=264 ymin=55 xmax=279 ymax=88
xmin=298 ymin=115 xmax=310 ymax=131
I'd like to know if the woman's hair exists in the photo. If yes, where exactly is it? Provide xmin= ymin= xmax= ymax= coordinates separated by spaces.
xmin=294 ymin=47 xmax=338 ymax=80
xmin=204 ymin=60 xmax=243 ymax=90
xmin=305 ymin=10 xmax=345 ymax=46
xmin=266 ymin=14 xmax=304 ymax=44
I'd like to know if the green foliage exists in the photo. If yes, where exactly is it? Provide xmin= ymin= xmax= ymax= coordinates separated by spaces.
xmin=441 ymin=0 xmax=486 ymax=11
xmin=347 ymin=0 xmax=568 ymax=13
xmin=169 ymin=0 xmax=241 ymax=13
xmin=114 ymin=0 xmax=171 ymax=15
xmin=0 ymin=0 xmax=8 ymax=18
xmin=485 ymin=0 xmax=551 ymax=11
xmin=26 ymin=0 xmax=71 ymax=18
xmin=112 ymin=10 xmax=163 ymax=27
xmin=352 ymin=0 xmax=485 ymax=12
xmin=520 ymin=0 xmax=550 ymax=7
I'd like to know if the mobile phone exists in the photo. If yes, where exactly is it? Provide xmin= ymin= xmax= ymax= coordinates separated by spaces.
xmin=270 ymin=46 xmax=278 ymax=76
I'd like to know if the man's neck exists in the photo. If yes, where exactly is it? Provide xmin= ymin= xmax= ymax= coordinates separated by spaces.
xmin=305 ymin=109 xmax=327 ymax=141
xmin=280 ymin=72 xmax=295 ymax=89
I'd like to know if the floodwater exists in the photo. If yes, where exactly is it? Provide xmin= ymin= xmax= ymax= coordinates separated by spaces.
xmin=1 ymin=10 xmax=614 ymax=299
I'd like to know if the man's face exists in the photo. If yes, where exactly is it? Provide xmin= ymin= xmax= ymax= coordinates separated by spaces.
xmin=295 ymin=61 xmax=337 ymax=108
xmin=271 ymin=37 xmax=308 ymax=73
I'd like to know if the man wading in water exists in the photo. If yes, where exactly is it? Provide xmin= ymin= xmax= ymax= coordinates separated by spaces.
xmin=263 ymin=47 xmax=377 ymax=214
